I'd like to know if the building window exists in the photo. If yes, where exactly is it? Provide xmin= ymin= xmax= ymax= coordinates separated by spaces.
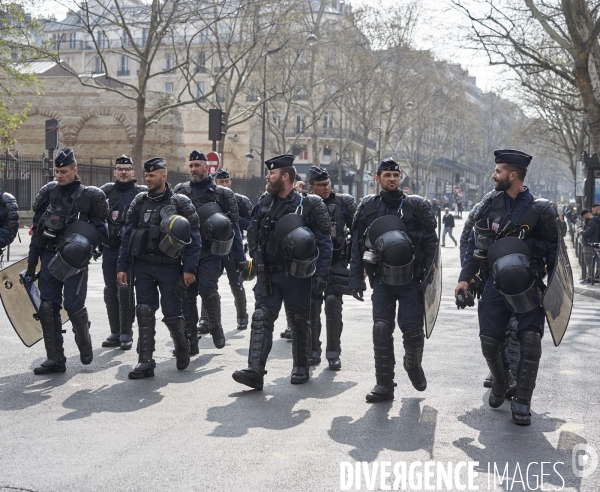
xmin=118 ymin=56 xmax=129 ymax=76
xmin=195 ymin=81 xmax=205 ymax=102
xmin=164 ymin=53 xmax=175 ymax=72
xmin=68 ymin=33 xmax=77 ymax=49
xmin=97 ymin=32 xmax=107 ymax=49
xmin=324 ymin=112 xmax=333 ymax=131
xmin=141 ymin=28 xmax=148 ymax=47
xmin=121 ymin=29 xmax=130 ymax=47
xmin=52 ymin=34 xmax=61 ymax=50
xmin=218 ymin=23 xmax=231 ymax=42
xmin=92 ymin=56 xmax=104 ymax=74
xmin=164 ymin=82 xmax=174 ymax=93
xmin=323 ymin=146 xmax=332 ymax=163
xmin=292 ymin=145 xmax=308 ymax=161
xmin=272 ymin=111 xmax=281 ymax=129
xmin=216 ymin=85 xmax=226 ymax=103
xmin=196 ymin=52 xmax=206 ymax=73
xmin=295 ymin=114 xmax=305 ymax=134
xmin=65 ymin=57 xmax=73 ymax=68
xmin=295 ymin=88 xmax=308 ymax=101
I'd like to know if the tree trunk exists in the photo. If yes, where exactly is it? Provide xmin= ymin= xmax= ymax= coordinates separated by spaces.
xmin=132 ymin=95 xmax=147 ymax=176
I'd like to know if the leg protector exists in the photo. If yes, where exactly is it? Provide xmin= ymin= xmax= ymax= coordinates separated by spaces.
xmin=118 ymin=285 xmax=134 ymax=350
xmin=324 ymin=294 xmax=343 ymax=370
xmin=34 ymin=301 xmax=66 ymax=375
xmin=280 ymin=310 xmax=293 ymax=339
xmin=129 ymin=304 xmax=156 ymax=379
xmin=230 ymin=282 xmax=248 ymax=330
xmin=367 ymin=319 xmax=396 ymax=402
xmin=232 ymin=308 xmax=274 ymax=390
xmin=197 ymin=303 xmax=209 ymax=334
xmin=512 ymin=330 xmax=542 ymax=426
xmin=70 ymin=307 xmax=93 ymax=365
xmin=403 ymin=328 xmax=427 ymax=392
xmin=163 ymin=316 xmax=190 ymax=371
xmin=480 ymin=335 xmax=511 ymax=408
xmin=290 ymin=313 xmax=311 ymax=384
xmin=182 ymin=289 xmax=200 ymax=355
xmin=102 ymin=285 xmax=121 ymax=347
xmin=201 ymin=290 xmax=225 ymax=349
xmin=309 ymin=297 xmax=323 ymax=365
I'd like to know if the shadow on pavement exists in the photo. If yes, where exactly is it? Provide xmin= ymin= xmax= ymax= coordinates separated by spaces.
xmin=328 ymin=397 xmax=438 ymax=462
xmin=453 ymin=402 xmax=585 ymax=491
xmin=57 ymin=353 xmax=222 ymax=420
xmin=206 ymin=369 xmax=357 ymax=438
xmin=0 ymin=347 xmax=123 ymax=411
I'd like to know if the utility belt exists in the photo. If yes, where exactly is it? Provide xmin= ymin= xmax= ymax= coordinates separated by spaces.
xmin=264 ymin=264 xmax=285 ymax=274
xmin=137 ymin=253 xmax=181 ymax=265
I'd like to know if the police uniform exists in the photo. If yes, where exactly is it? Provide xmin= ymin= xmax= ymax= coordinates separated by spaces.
xmin=214 ymin=168 xmax=252 ymax=331
xmin=458 ymin=149 xmax=558 ymax=425
xmin=349 ymin=158 xmax=438 ymax=402
xmin=118 ymin=157 xmax=201 ymax=379
xmin=0 ymin=188 xmax=19 ymax=252
xmin=173 ymin=151 xmax=245 ymax=353
xmin=100 ymin=155 xmax=147 ymax=350
xmin=232 ymin=154 xmax=333 ymax=390
xmin=307 ymin=166 xmax=356 ymax=370
xmin=27 ymin=148 xmax=109 ymax=374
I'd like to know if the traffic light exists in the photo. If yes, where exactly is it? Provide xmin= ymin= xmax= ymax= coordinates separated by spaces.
xmin=454 ymin=172 xmax=460 ymax=184
xmin=45 ymin=119 xmax=60 ymax=150
xmin=208 ymin=109 xmax=226 ymax=142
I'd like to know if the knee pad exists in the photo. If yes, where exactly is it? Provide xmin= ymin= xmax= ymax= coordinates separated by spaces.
xmin=136 ymin=304 xmax=155 ymax=325
xmin=324 ymin=294 xmax=342 ymax=313
xmin=519 ymin=330 xmax=542 ymax=361
xmin=251 ymin=308 xmax=275 ymax=328
xmin=373 ymin=319 xmax=393 ymax=338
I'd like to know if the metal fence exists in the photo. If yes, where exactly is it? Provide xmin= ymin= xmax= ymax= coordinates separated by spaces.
xmin=0 ymin=152 xmax=266 ymax=210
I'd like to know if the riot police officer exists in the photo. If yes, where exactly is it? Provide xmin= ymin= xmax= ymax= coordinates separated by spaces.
xmin=117 ymin=157 xmax=201 ymax=379
xmin=100 ymin=155 xmax=147 ymax=350
xmin=213 ymin=168 xmax=252 ymax=330
xmin=454 ymin=149 xmax=559 ymax=426
xmin=350 ymin=158 xmax=438 ymax=402
xmin=27 ymin=148 xmax=109 ymax=374
xmin=232 ymin=154 xmax=332 ymax=389
xmin=307 ymin=166 xmax=356 ymax=370
xmin=173 ymin=151 xmax=245 ymax=353
xmin=0 ymin=188 xmax=19 ymax=254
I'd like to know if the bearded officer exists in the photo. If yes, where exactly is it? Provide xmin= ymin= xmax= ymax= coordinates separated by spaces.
xmin=454 ymin=149 xmax=558 ymax=425
xmin=350 ymin=158 xmax=438 ymax=402
xmin=0 ymin=187 xmax=19 ymax=255
xmin=100 ymin=155 xmax=147 ymax=350
xmin=307 ymin=166 xmax=356 ymax=370
xmin=213 ymin=168 xmax=252 ymax=330
xmin=26 ymin=148 xmax=109 ymax=374
xmin=173 ymin=151 xmax=245 ymax=353
xmin=232 ymin=154 xmax=332 ymax=389
xmin=117 ymin=157 xmax=201 ymax=379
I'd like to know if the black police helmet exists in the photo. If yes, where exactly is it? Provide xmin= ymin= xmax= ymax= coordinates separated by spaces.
xmin=488 ymin=237 xmax=534 ymax=295
xmin=275 ymin=214 xmax=316 ymax=261
xmin=379 ymin=233 xmax=413 ymax=266
xmin=165 ymin=214 xmax=191 ymax=242
xmin=367 ymin=215 xmax=407 ymax=247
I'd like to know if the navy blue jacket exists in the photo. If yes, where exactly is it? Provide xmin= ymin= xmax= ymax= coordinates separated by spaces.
xmin=459 ymin=188 xmax=558 ymax=282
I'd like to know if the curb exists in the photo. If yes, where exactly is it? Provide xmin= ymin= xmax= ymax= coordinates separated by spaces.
xmin=574 ymin=285 xmax=600 ymax=300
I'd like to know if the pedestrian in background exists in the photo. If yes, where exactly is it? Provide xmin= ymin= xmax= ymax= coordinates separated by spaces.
xmin=578 ymin=209 xmax=599 ymax=284
xmin=441 ymin=207 xmax=457 ymax=247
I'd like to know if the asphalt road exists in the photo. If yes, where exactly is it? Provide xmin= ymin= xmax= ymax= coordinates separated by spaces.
xmin=0 ymin=221 xmax=598 ymax=492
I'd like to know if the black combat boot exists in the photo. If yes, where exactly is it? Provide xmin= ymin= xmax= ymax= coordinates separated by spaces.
xmin=366 ymin=320 xmax=396 ymax=402
xmin=34 ymin=301 xmax=67 ymax=375
xmin=164 ymin=316 xmax=190 ymax=370
xmin=102 ymin=285 xmax=121 ymax=347
xmin=232 ymin=308 xmax=274 ymax=389
xmin=118 ymin=285 xmax=134 ymax=350
xmin=480 ymin=335 xmax=511 ymax=408
xmin=231 ymin=282 xmax=248 ymax=330
xmin=197 ymin=303 xmax=209 ymax=335
xmin=129 ymin=304 xmax=156 ymax=379
xmin=309 ymin=297 xmax=322 ymax=365
xmin=280 ymin=310 xmax=293 ymax=339
xmin=325 ymin=294 xmax=343 ymax=370
xmin=290 ymin=313 xmax=311 ymax=384
xmin=182 ymin=289 xmax=200 ymax=355
xmin=512 ymin=331 xmax=542 ymax=426
xmin=201 ymin=290 xmax=225 ymax=349
xmin=70 ymin=307 xmax=93 ymax=365
xmin=403 ymin=328 xmax=427 ymax=391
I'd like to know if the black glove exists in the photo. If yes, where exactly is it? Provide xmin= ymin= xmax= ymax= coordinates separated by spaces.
xmin=175 ymin=279 xmax=188 ymax=301
xmin=25 ymin=263 xmax=38 ymax=282
xmin=455 ymin=288 xmax=475 ymax=309
xmin=312 ymin=276 xmax=327 ymax=296
xmin=237 ymin=260 xmax=250 ymax=280
xmin=351 ymin=288 xmax=365 ymax=302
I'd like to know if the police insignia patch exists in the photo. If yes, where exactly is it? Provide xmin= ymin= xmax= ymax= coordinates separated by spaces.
xmin=111 ymin=210 xmax=119 ymax=222
xmin=144 ymin=211 xmax=152 ymax=222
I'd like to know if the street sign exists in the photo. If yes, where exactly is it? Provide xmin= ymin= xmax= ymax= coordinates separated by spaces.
xmin=445 ymin=185 xmax=453 ymax=193
xmin=453 ymin=185 xmax=461 ymax=194
xmin=402 ymin=187 xmax=410 ymax=194
xmin=206 ymin=151 xmax=220 ymax=174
